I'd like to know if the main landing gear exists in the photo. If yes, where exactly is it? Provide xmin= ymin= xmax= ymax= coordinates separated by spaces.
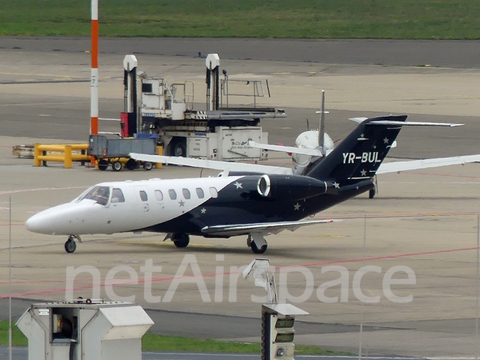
xmin=369 ymin=175 xmax=378 ymax=199
xmin=65 ymin=235 xmax=82 ymax=253
xmin=247 ymin=233 xmax=268 ymax=254
xmin=171 ymin=233 xmax=190 ymax=248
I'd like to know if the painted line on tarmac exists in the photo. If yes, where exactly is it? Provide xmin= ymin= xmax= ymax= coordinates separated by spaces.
xmin=1 ymin=245 xmax=478 ymax=300
xmin=0 ymin=186 xmax=86 ymax=196
xmin=316 ymin=211 xmax=480 ymax=220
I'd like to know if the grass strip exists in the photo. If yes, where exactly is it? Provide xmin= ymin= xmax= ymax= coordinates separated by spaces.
xmin=0 ymin=321 xmax=348 ymax=355
xmin=1 ymin=0 xmax=480 ymax=39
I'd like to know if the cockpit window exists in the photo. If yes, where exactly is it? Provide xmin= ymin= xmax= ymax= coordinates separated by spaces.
xmin=111 ymin=188 xmax=125 ymax=203
xmin=80 ymin=186 xmax=110 ymax=206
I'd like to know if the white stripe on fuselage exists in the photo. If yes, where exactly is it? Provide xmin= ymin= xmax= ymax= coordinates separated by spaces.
xmin=27 ymin=176 xmax=242 ymax=235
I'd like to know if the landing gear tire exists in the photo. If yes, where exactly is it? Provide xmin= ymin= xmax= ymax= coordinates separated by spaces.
xmin=98 ymin=159 xmax=109 ymax=171
xmin=143 ymin=162 xmax=153 ymax=171
xmin=112 ymin=161 xmax=123 ymax=172
xmin=369 ymin=187 xmax=376 ymax=199
xmin=126 ymin=159 xmax=137 ymax=171
xmin=251 ymin=242 xmax=267 ymax=254
xmin=171 ymin=139 xmax=187 ymax=157
xmin=172 ymin=233 xmax=190 ymax=248
xmin=65 ymin=237 xmax=77 ymax=253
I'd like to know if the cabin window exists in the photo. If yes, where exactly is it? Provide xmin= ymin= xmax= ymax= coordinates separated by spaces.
xmin=139 ymin=190 xmax=148 ymax=201
xmin=196 ymin=188 xmax=204 ymax=199
xmin=169 ymin=189 xmax=177 ymax=200
xmin=155 ymin=190 xmax=163 ymax=201
xmin=182 ymin=188 xmax=191 ymax=200
xmin=80 ymin=186 xmax=110 ymax=206
xmin=111 ymin=188 xmax=125 ymax=203
xmin=209 ymin=187 xmax=218 ymax=198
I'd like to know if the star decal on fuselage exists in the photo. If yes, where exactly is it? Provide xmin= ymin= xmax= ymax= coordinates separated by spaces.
xmin=179 ymin=200 xmax=185 ymax=207
xmin=360 ymin=169 xmax=367 ymax=176
xmin=333 ymin=182 xmax=340 ymax=189
xmin=233 ymin=181 xmax=243 ymax=189
xmin=383 ymin=137 xmax=389 ymax=144
xmin=201 ymin=207 xmax=207 ymax=214
xmin=294 ymin=203 xmax=301 ymax=211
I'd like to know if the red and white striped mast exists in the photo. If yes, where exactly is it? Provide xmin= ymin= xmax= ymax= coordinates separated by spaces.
xmin=90 ymin=0 xmax=99 ymax=136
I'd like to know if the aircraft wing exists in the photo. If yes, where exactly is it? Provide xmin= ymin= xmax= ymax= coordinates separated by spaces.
xmin=201 ymin=219 xmax=341 ymax=237
xmin=377 ymin=154 xmax=480 ymax=174
xmin=248 ymin=141 xmax=324 ymax=156
xmin=130 ymin=153 xmax=293 ymax=175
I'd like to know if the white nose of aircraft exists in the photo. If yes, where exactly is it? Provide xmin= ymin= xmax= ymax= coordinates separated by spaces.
xmin=25 ymin=213 xmax=41 ymax=233
xmin=26 ymin=207 xmax=60 ymax=234
xmin=25 ymin=202 xmax=89 ymax=235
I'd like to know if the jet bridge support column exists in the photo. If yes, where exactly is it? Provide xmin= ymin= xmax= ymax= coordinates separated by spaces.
xmin=206 ymin=53 xmax=220 ymax=111
xmin=122 ymin=55 xmax=138 ymax=137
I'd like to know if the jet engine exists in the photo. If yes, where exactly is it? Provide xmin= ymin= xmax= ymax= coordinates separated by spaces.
xmin=256 ymin=174 xmax=335 ymax=199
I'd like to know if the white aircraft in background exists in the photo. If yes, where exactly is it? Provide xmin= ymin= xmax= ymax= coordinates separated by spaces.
xmin=250 ymin=91 xmax=480 ymax=198
xmin=26 ymin=114 xmax=480 ymax=254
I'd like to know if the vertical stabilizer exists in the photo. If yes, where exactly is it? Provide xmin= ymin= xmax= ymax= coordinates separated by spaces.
xmin=306 ymin=115 xmax=408 ymax=184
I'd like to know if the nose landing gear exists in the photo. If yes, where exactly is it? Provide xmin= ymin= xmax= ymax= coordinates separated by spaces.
xmin=65 ymin=235 xmax=82 ymax=253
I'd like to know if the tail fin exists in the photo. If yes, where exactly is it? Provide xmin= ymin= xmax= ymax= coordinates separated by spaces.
xmin=306 ymin=115 xmax=408 ymax=183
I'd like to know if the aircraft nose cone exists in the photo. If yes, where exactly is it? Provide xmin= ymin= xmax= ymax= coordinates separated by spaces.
xmin=25 ymin=213 xmax=44 ymax=233
xmin=26 ymin=211 xmax=57 ymax=234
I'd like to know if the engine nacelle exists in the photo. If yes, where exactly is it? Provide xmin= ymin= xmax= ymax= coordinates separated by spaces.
xmin=257 ymin=175 xmax=271 ymax=197
xmin=256 ymin=174 xmax=335 ymax=199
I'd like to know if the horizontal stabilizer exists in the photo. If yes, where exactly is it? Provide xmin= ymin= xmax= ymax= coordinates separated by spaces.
xmin=201 ymin=219 xmax=341 ymax=237
xmin=130 ymin=153 xmax=293 ymax=175
xmin=350 ymin=117 xmax=463 ymax=127
xmin=377 ymin=154 xmax=480 ymax=174
xmin=367 ymin=120 xmax=463 ymax=127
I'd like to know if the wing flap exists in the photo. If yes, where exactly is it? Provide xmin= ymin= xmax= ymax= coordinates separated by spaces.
xmin=201 ymin=219 xmax=341 ymax=237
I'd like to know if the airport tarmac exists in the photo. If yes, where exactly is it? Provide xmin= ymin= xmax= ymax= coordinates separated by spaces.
xmin=1 ymin=39 xmax=480 ymax=358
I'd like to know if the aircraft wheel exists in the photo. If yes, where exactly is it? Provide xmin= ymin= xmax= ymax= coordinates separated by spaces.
xmin=112 ymin=161 xmax=123 ymax=172
xmin=126 ymin=158 xmax=137 ymax=171
xmin=98 ymin=160 xmax=109 ymax=171
xmin=251 ymin=242 xmax=267 ymax=254
xmin=143 ymin=162 xmax=153 ymax=171
xmin=173 ymin=233 xmax=190 ymax=248
xmin=65 ymin=237 xmax=77 ymax=253
xmin=171 ymin=139 xmax=187 ymax=157
xmin=369 ymin=187 xmax=376 ymax=199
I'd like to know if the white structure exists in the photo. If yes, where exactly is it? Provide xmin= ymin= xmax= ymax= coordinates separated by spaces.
xmin=16 ymin=300 xmax=153 ymax=360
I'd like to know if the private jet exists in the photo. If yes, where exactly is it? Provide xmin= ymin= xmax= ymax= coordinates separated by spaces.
xmin=26 ymin=115 xmax=480 ymax=254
